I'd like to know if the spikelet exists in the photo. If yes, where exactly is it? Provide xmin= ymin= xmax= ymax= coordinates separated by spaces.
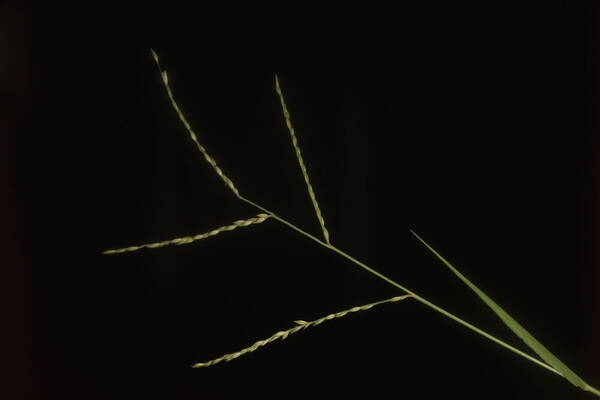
xmin=191 ymin=295 xmax=411 ymax=367
xmin=103 ymin=213 xmax=270 ymax=255
xmin=275 ymin=75 xmax=331 ymax=245
xmin=150 ymin=49 xmax=240 ymax=197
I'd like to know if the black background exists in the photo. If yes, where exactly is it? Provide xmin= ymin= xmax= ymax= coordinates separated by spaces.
xmin=2 ymin=0 xmax=599 ymax=398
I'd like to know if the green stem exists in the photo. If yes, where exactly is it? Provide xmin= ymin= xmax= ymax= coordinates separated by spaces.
xmin=237 ymin=195 xmax=560 ymax=377
xmin=586 ymin=385 xmax=600 ymax=396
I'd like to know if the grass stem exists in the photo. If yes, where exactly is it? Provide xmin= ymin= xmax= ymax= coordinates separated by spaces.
xmin=145 ymin=50 xmax=600 ymax=393
xmin=237 ymin=195 xmax=560 ymax=377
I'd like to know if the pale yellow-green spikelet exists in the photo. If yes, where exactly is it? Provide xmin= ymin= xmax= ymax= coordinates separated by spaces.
xmin=103 ymin=213 xmax=270 ymax=255
xmin=191 ymin=295 xmax=411 ymax=368
xmin=150 ymin=49 xmax=240 ymax=197
xmin=274 ymin=75 xmax=331 ymax=245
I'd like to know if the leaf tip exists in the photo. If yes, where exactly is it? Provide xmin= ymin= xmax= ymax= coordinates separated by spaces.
xmin=150 ymin=48 xmax=159 ymax=63
xmin=409 ymin=229 xmax=426 ymax=244
xmin=274 ymin=74 xmax=281 ymax=93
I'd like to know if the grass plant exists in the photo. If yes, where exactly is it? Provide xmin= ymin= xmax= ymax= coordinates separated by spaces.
xmin=103 ymin=49 xmax=600 ymax=397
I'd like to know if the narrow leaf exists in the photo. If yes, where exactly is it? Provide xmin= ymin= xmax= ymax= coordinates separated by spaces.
xmin=411 ymin=230 xmax=588 ymax=389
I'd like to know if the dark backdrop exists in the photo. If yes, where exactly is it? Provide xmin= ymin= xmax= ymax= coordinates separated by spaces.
xmin=2 ymin=1 xmax=598 ymax=398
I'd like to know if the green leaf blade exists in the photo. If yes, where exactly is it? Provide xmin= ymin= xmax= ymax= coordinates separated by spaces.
xmin=410 ymin=230 xmax=588 ymax=389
